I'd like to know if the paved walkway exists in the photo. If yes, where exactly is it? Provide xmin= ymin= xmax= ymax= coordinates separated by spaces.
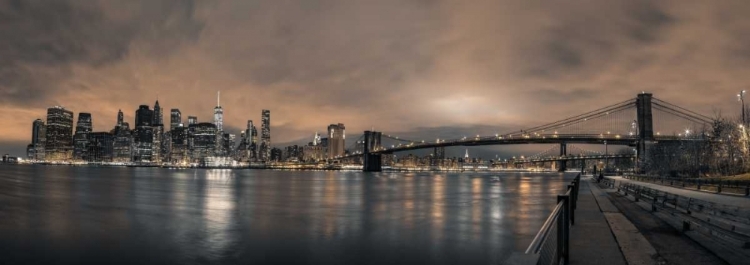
xmin=569 ymin=179 xmax=627 ymax=265
xmin=609 ymin=176 xmax=750 ymax=207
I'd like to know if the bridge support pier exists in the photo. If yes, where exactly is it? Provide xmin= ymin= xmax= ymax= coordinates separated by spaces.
xmin=636 ymin=93 xmax=654 ymax=173
xmin=558 ymin=142 xmax=568 ymax=172
xmin=363 ymin=130 xmax=383 ymax=172
xmin=363 ymin=153 xmax=382 ymax=172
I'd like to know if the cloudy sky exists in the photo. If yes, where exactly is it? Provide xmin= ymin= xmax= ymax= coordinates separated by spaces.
xmin=1 ymin=0 xmax=749 ymax=157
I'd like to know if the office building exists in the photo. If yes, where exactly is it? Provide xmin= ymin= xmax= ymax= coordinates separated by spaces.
xmin=190 ymin=122 xmax=217 ymax=161
xmin=87 ymin=132 xmax=114 ymax=162
xmin=44 ymin=106 xmax=74 ymax=161
xmin=170 ymin=126 xmax=188 ymax=164
xmin=152 ymin=100 xmax=163 ymax=126
xmin=188 ymin=116 xmax=197 ymax=125
xmin=29 ymin=119 xmax=46 ymax=160
xmin=170 ymin=109 xmax=181 ymax=130
xmin=327 ymin=123 xmax=345 ymax=159
xmin=132 ymin=126 xmax=154 ymax=162
xmin=260 ymin=110 xmax=271 ymax=161
xmin=73 ymin=112 xmax=92 ymax=160
xmin=135 ymin=105 xmax=153 ymax=127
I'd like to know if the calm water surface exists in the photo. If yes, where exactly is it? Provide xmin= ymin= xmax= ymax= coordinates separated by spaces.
xmin=0 ymin=165 xmax=575 ymax=264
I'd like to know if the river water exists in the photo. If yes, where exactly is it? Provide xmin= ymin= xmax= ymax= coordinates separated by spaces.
xmin=0 ymin=165 xmax=576 ymax=264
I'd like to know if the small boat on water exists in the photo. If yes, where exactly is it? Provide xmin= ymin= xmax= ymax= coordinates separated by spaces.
xmin=490 ymin=176 xmax=500 ymax=182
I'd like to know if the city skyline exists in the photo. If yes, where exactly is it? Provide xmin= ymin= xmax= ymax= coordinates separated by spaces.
xmin=3 ymin=1 xmax=750 ymax=157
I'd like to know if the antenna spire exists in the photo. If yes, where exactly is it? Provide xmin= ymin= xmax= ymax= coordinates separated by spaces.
xmin=217 ymin=91 xmax=220 ymax=106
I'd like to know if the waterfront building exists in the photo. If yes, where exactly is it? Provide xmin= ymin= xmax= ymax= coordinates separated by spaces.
xmin=260 ymin=110 xmax=271 ymax=161
xmin=132 ymin=126 xmax=154 ymax=162
xmin=302 ymin=132 xmax=325 ymax=162
xmin=170 ymin=109 xmax=181 ymax=131
xmin=152 ymin=101 xmax=164 ymax=163
xmin=190 ymin=122 xmax=217 ymax=161
xmin=28 ymin=119 xmax=46 ymax=160
xmin=222 ymin=133 xmax=235 ymax=158
xmin=44 ymin=106 xmax=74 ymax=161
xmin=112 ymin=126 xmax=132 ymax=162
xmin=169 ymin=126 xmax=188 ymax=164
xmin=249 ymin=120 xmax=258 ymax=161
xmin=152 ymin=124 xmax=164 ymax=163
xmin=87 ymin=132 xmax=114 ymax=162
xmin=73 ymin=112 xmax=93 ymax=160
xmin=327 ymin=123 xmax=345 ymax=159
xmin=284 ymin=145 xmax=303 ymax=162
xmin=270 ymin=147 xmax=282 ymax=162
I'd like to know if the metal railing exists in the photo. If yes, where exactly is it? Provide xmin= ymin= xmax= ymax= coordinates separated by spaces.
xmin=524 ymin=174 xmax=581 ymax=265
xmin=617 ymin=181 xmax=750 ymax=248
xmin=625 ymin=175 xmax=750 ymax=196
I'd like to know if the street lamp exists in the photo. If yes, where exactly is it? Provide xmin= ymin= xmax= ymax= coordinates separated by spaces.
xmin=738 ymin=90 xmax=746 ymax=124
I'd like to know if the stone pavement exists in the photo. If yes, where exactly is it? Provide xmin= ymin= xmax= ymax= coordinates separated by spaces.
xmin=568 ymin=178 xmax=628 ymax=265
xmin=609 ymin=176 xmax=750 ymax=207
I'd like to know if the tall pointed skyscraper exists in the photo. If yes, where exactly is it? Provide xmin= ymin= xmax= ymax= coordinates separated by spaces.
xmin=153 ymin=100 xmax=163 ymax=126
xmin=117 ymin=109 xmax=123 ymax=127
xmin=214 ymin=91 xmax=223 ymax=132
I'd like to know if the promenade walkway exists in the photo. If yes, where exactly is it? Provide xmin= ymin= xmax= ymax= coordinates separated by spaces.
xmin=568 ymin=178 xmax=628 ymax=265
xmin=609 ymin=176 xmax=750 ymax=207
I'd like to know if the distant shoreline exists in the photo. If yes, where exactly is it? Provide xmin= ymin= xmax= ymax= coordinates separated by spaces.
xmin=1 ymin=162 xmax=568 ymax=173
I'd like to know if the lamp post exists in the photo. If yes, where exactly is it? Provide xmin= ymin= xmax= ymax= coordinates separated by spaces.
xmin=738 ymin=90 xmax=746 ymax=124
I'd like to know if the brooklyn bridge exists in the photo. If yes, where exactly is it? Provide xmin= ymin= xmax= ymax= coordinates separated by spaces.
xmin=338 ymin=93 xmax=714 ymax=171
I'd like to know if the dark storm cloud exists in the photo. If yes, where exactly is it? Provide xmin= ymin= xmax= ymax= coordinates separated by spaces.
xmin=0 ymin=0 xmax=204 ymax=107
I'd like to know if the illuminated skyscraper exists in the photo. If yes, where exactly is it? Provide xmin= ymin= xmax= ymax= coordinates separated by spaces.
xmin=29 ymin=119 xmax=46 ymax=160
xmin=153 ymin=100 xmax=163 ymax=126
xmin=327 ymin=123 xmax=345 ymax=159
xmin=170 ymin=109 xmax=181 ymax=130
xmin=134 ymin=105 xmax=154 ymax=162
xmin=260 ymin=110 xmax=271 ymax=161
xmin=135 ymin=105 xmax=153 ymax=127
xmin=191 ymin=122 xmax=217 ymax=161
xmin=44 ymin=106 xmax=74 ymax=161
xmin=188 ymin=116 xmax=197 ymax=125
xmin=117 ymin=109 xmax=124 ymax=128
xmin=214 ymin=92 xmax=223 ymax=132
xmin=152 ymin=100 xmax=164 ymax=163
xmin=73 ymin=112 xmax=93 ymax=160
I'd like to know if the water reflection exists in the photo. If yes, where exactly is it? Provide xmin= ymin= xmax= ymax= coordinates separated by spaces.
xmin=0 ymin=165 xmax=575 ymax=265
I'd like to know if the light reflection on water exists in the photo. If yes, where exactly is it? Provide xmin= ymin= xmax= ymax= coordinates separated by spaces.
xmin=0 ymin=165 xmax=574 ymax=265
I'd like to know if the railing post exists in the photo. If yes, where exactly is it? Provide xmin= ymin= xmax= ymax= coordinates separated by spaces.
xmin=558 ymin=194 xmax=570 ymax=265
xmin=568 ymin=184 xmax=576 ymax=225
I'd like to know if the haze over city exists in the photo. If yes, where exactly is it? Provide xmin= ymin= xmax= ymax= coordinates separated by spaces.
xmin=2 ymin=0 xmax=750 ymax=157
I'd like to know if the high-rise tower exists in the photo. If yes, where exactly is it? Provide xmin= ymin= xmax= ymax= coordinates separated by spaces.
xmin=30 ymin=119 xmax=46 ymax=160
xmin=153 ymin=100 xmax=163 ymax=126
xmin=214 ymin=92 xmax=223 ymax=132
xmin=260 ymin=110 xmax=271 ymax=161
xmin=73 ymin=113 xmax=93 ymax=160
xmin=170 ymin=109 xmax=181 ymax=130
xmin=117 ymin=109 xmax=124 ymax=127
xmin=135 ymin=105 xmax=153 ymax=128
xmin=44 ymin=106 xmax=74 ymax=161
xmin=327 ymin=123 xmax=345 ymax=159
